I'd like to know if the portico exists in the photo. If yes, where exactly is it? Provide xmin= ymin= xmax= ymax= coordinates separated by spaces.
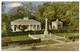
xmin=11 ymin=17 xmax=41 ymax=32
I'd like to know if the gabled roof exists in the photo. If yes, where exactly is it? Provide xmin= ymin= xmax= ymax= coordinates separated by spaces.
xmin=11 ymin=19 xmax=40 ymax=25
xmin=52 ymin=19 xmax=62 ymax=23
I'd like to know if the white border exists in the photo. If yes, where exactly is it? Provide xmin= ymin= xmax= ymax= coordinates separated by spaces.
xmin=0 ymin=0 xmax=80 ymax=1
xmin=0 ymin=0 xmax=79 ymax=52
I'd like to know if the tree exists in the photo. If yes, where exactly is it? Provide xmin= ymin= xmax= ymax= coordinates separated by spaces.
xmin=35 ymin=2 xmax=79 ymax=28
xmin=23 ymin=2 xmax=36 ymax=18
xmin=2 ymin=2 xmax=79 ymax=37
xmin=2 ymin=1 xmax=5 ymax=12
xmin=2 ymin=13 xmax=13 ymax=36
xmin=8 ymin=6 xmax=24 ymax=15
xmin=65 ymin=2 xmax=79 ymax=27
xmin=18 ymin=25 xmax=28 ymax=35
xmin=8 ymin=2 xmax=36 ymax=19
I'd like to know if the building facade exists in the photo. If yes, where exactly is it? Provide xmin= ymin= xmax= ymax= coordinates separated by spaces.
xmin=11 ymin=17 xmax=41 ymax=32
xmin=52 ymin=19 xmax=63 ymax=30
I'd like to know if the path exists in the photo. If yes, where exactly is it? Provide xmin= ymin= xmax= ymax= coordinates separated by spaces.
xmin=52 ymin=39 xmax=64 ymax=43
xmin=2 ymin=34 xmax=78 ymax=51
xmin=36 ymin=41 xmax=79 ymax=51
xmin=2 ymin=41 xmax=79 ymax=51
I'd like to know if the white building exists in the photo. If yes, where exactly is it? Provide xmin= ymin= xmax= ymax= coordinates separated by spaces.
xmin=52 ymin=19 xmax=63 ymax=30
xmin=11 ymin=17 xmax=41 ymax=32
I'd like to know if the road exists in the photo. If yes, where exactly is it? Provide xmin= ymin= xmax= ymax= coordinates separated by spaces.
xmin=2 ymin=41 xmax=79 ymax=51
xmin=36 ymin=41 xmax=79 ymax=51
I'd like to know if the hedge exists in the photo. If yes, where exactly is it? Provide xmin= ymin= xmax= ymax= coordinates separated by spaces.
xmin=2 ymin=39 xmax=41 ymax=46
xmin=2 ymin=30 xmax=44 ymax=37
xmin=2 ymin=29 xmax=78 ymax=37
xmin=49 ymin=29 xmax=79 ymax=33
xmin=69 ymin=35 xmax=79 ymax=39
xmin=2 ymin=38 xmax=12 ymax=46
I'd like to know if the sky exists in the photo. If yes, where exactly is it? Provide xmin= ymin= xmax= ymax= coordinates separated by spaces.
xmin=3 ymin=1 xmax=46 ymax=13
xmin=2 ymin=1 xmax=78 ymax=13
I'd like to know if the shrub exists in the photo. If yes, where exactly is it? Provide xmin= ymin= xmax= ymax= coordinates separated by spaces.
xmin=2 ymin=38 xmax=12 ymax=46
xmin=49 ymin=29 xmax=79 ymax=33
xmin=2 ymin=39 xmax=41 ymax=46
xmin=2 ymin=30 xmax=44 ymax=37
xmin=2 ymin=29 xmax=79 ymax=37
xmin=69 ymin=35 xmax=79 ymax=40
xmin=2 ymin=38 xmax=12 ymax=43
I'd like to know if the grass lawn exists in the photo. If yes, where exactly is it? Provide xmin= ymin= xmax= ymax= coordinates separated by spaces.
xmin=35 ymin=40 xmax=59 ymax=46
xmin=57 ymin=38 xmax=72 ymax=42
xmin=3 ymin=35 xmax=32 ymax=41
xmin=2 ymin=35 xmax=32 ymax=49
xmin=57 ymin=38 xmax=79 ymax=42
xmin=19 ymin=40 xmax=59 ymax=46
xmin=2 ymin=40 xmax=59 ymax=49
xmin=54 ymin=33 xmax=79 ymax=42
xmin=54 ymin=33 xmax=79 ymax=37
xmin=2 ymin=46 xmax=8 ymax=49
xmin=2 ymin=33 xmax=78 ymax=41
xmin=2 ymin=33 xmax=79 ymax=49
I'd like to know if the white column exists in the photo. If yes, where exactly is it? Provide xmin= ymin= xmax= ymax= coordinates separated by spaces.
xmin=32 ymin=25 xmax=34 ymax=30
xmin=44 ymin=18 xmax=48 ymax=36
xmin=45 ymin=18 xmax=48 ymax=31
xmin=16 ymin=25 xmax=20 ymax=31
xmin=28 ymin=25 xmax=30 ymax=30
xmin=39 ymin=25 xmax=41 ymax=30
xmin=38 ymin=25 xmax=40 ymax=30
xmin=52 ymin=25 xmax=53 ymax=29
xmin=49 ymin=24 xmax=51 ymax=30
xmin=40 ymin=25 xmax=41 ymax=30
xmin=36 ymin=25 xmax=37 ymax=30
xmin=12 ymin=25 xmax=15 ymax=32
xmin=31 ymin=25 xmax=33 ymax=30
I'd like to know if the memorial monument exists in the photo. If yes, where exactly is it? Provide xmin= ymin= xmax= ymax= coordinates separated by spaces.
xmin=28 ymin=18 xmax=63 ymax=40
xmin=43 ymin=18 xmax=49 ymax=37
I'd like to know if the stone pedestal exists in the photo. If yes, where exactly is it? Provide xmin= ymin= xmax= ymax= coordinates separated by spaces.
xmin=43 ymin=31 xmax=48 ymax=37
xmin=28 ymin=18 xmax=53 ymax=40
xmin=43 ymin=18 xmax=49 ymax=37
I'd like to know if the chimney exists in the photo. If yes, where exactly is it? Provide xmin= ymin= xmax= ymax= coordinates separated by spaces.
xmin=23 ymin=17 xmax=28 ymax=20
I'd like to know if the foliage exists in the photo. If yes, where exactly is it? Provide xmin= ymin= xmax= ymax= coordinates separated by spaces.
xmin=2 ymin=39 xmax=41 ymax=46
xmin=2 ymin=1 xmax=5 ymax=12
xmin=2 ymin=38 xmax=12 ymax=46
xmin=2 ymin=2 xmax=79 ymax=37
xmin=2 ymin=38 xmax=12 ymax=43
xmin=35 ymin=2 xmax=79 ymax=27
xmin=2 ymin=13 xmax=14 ymax=36
xmin=2 ymin=35 xmax=32 ymax=41
xmin=35 ymin=40 xmax=59 ymax=46
xmin=49 ymin=29 xmax=78 ymax=33
xmin=2 ymin=30 xmax=44 ymax=37
xmin=54 ymin=33 xmax=79 ymax=38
